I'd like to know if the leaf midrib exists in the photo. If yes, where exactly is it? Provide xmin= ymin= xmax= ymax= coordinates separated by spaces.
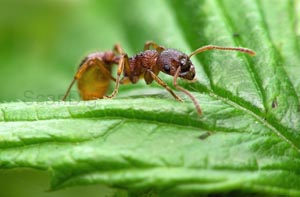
xmin=207 ymin=91 xmax=300 ymax=154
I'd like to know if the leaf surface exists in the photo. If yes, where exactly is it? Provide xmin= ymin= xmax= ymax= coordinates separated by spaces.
xmin=0 ymin=0 xmax=300 ymax=195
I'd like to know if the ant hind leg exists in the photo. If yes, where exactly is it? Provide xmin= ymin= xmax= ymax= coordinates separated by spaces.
xmin=113 ymin=44 xmax=125 ymax=55
xmin=62 ymin=54 xmax=115 ymax=101
xmin=104 ymin=54 xmax=130 ymax=98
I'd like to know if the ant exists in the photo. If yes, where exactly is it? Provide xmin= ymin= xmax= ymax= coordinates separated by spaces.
xmin=62 ymin=41 xmax=255 ymax=115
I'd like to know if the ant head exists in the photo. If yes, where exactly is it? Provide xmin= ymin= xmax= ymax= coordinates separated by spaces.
xmin=157 ymin=49 xmax=195 ymax=80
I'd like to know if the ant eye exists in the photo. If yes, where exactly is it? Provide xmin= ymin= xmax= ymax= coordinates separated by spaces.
xmin=180 ymin=58 xmax=187 ymax=66
xmin=180 ymin=58 xmax=189 ymax=71
xmin=163 ymin=64 xmax=170 ymax=72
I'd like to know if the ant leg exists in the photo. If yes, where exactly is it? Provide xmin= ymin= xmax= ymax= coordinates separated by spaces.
xmin=105 ymin=54 xmax=129 ymax=98
xmin=62 ymin=60 xmax=91 ymax=101
xmin=113 ymin=44 xmax=131 ymax=75
xmin=173 ymin=67 xmax=202 ymax=115
xmin=62 ymin=55 xmax=115 ymax=101
xmin=113 ymin=43 xmax=124 ymax=54
xmin=147 ymin=69 xmax=183 ymax=102
xmin=144 ymin=41 xmax=165 ymax=53
xmin=62 ymin=78 xmax=76 ymax=101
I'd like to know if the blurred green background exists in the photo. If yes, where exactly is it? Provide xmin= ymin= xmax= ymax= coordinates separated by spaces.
xmin=0 ymin=0 xmax=190 ymax=196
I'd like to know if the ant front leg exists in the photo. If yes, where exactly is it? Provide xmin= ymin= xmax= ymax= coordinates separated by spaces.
xmin=144 ymin=41 xmax=165 ymax=53
xmin=147 ymin=69 xmax=183 ymax=102
xmin=173 ymin=67 xmax=202 ymax=115
xmin=105 ymin=54 xmax=130 ymax=98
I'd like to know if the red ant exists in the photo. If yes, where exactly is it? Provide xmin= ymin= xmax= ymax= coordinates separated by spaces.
xmin=62 ymin=41 xmax=255 ymax=115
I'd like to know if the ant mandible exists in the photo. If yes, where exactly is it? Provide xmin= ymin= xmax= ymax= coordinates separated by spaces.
xmin=62 ymin=41 xmax=255 ymax=115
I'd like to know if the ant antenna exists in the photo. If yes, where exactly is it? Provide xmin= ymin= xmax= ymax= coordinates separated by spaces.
xmin=189 ymin=45 xmax=256 ymax=58
xmin=173 ymin=67 xmax=202 ymax=115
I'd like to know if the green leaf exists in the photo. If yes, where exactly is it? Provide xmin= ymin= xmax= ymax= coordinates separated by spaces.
xmin=1 ymin=0 xmax=300 ymax=196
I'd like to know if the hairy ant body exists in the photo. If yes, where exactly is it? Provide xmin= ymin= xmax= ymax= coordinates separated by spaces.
xmin=63 ymin=41 xmax=255 ymax=115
